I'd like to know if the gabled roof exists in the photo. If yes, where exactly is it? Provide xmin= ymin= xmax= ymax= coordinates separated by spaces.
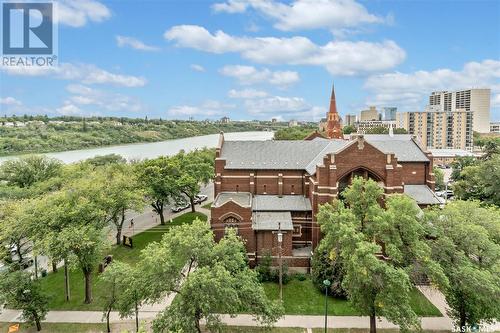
xmin=253 ymin=195 xmax=312 ymax=211
xmin=220 ymin=135 xmax=429 ymax=174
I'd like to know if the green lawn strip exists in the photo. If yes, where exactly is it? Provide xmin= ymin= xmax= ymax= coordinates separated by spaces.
xmin=0 ymin=322 xmax=107 ymax=333
xmin=263 ymin=278 xmax=441 ymax=317
xmin=202 ymin=202 xmax=213 ymax=209
xmin=219 ymin=327 xmax=304 ymax=333
xmin=312 ymin=329 xmax=452 ymax=333
xmin=38 ymin=212 xmax=207 ymax=311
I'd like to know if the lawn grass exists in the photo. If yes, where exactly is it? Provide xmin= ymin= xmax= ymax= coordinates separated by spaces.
xmin=0 ymin=322 xmax=107 ymax=333
xmin=263 ymin=278 xmax=441 ymax=317
xmin=219 ymin=328 xmax=304 ymax=333
xmin=312 ymin=328 xmax=451 ymax=333
xmin=38 ymin=212 xmax=207 ymax=311
xmin=202 ymin=201 xmax=213 ymax=209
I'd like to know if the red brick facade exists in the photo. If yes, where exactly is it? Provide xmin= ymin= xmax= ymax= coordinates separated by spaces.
xmin=211 ymin=134 xmax=435 ymax=269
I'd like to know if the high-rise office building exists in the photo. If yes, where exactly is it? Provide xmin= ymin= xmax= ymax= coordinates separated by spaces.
xmin=382 ymin=107 xmax=397 ymax=121
xmin=396 ymin=110 xmax=473 ymax=150
xmin=360 ymin=106 xmax=379 ymax=121
xmin=429 ymin=89 xmax=490 ymax=133
xmin=344 ymin=114 xmax=357 ymax=126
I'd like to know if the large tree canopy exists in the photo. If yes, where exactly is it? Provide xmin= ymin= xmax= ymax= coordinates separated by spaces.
xmin=135 ymin=219 xmax=282 ymax=333
xmin=0 ymin=155 xmax=62 ymax=188
xmin=425 ymin=201 xmax=500 ymax=328
xmin=317 ymin=177 xmax=446 ymax=333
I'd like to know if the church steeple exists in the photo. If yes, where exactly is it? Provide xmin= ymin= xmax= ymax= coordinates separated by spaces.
xmin=326 ymin=83 xmax=343 ymax=139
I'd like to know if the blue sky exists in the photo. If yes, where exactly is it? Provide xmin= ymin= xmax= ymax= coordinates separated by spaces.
xmin=1 ymin=0 xmax=499 ymax=121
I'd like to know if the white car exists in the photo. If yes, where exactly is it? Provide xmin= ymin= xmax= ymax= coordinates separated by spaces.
xmin=194 ymin=194 xmax=208 ymax=204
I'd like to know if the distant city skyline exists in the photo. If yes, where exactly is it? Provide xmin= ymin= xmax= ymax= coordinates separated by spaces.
xmin=1 ymin=0 xmax=499 ymax=121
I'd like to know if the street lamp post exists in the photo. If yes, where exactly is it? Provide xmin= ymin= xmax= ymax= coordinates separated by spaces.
xmin=323 ymin=279 xmax=331 ymax=333
xmin=277 ymin=223 xmax=283 ymax=301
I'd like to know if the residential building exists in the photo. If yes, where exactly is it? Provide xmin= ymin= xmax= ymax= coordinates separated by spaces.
xmin=429 ymin=89 xmax=490 ymax=133
xmin=318 ymin=118 xmax=327 ymax=132
xmin=344 ymin=114 xmax=357 ymax=126
xmin=355 ymin=120 xmax=395 ymax=133
xmin=490 ymin=121 xmax=500 ymax=133
xmin=429 ymin=149 xmax=476 ymax=166
xmin=220 ymin=116 xmax=230 ymax=124
xmin=396 ymin=109 xmax=473 ymax=150
xmin=382 ymin=107 xmax=397 ymax=121
xmin=360 ymin=106 xmax=379 ymax=121
xmin=289 ymin=120 xmax=298 ymax=127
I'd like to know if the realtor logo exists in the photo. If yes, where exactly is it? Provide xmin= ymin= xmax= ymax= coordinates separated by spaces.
xmin=2 ymin=2 xmax=57 ymax=67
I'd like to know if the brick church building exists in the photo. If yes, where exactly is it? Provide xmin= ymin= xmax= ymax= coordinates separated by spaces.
xmin=210 ymin=85 xmax=440 ymax=270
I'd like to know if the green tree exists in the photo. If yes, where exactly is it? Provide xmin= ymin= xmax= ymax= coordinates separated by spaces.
xmin=100 ymin=261 xmax=131 ymax=333
xmin=0 ymin=155 xmax=62 ymax=188
xmin=365 ymin=126 xmax=388 ymax=134
xmin=0 ymin=271 xmax=49 ymax=331
xmin=311 ymin=248 xmax=346 ymax=298
xmin=342 ymin=125 xmax=356 ymax=135
xmin=450 ymin=156 xmax=477 ymax=181
xmin=136 ymin=219 xmax=282 ymax=333
xmin=32 ymin=187 xmax=108 ymax=304
xmin=317 ymin=177 xmax=446 ymax=333
xmin=425 ymin=201 xmax=500 ymax=328
xmin=394 ymin=128 xmax=408 ymax=134
xmin=171 ymin=150 xmax=213 ymax=212
xmin=453 ymin=154 xmax=500 ymax=206
xmin=135 ymin=157 xmax=177 ymax=225
xmin=433 ymin=167 xmax=445 ymax=191
xmin=84 ymin=154 xmax=126 ymax=167
xmin=92 ymin=164 xmax=145 ymax=244
xmin=0 ymin=200 xmax=33 ymax=267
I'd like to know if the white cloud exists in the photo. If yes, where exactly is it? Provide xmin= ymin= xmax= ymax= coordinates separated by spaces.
xmin=190 ymin=64 xmax=206 ymax=72
xmin=65 ymin=84 xmax=143 ymax=113
xmin=220 ymin=65 xmax=299 ymax=87
xmin=1 ymin=63 xmax=147 ymax=87
xmin=364 ymin=59 xmax=500 ymax=111
xmin=164 ymin=25 xmax=405 ymax=75
xmin=228 ymin=88 xmax=268 ymax=99
xmin=168 ymin=100 xmax=235 ymax=118
xmin=116 ymin=35 xmax=159 ymax=51
xmin=56 ymin=102 xmax=83 ymax=116
xmin=56 ymin=0 xmax=111 ymax=27
xmin=0 ymin=97 xmax=22 ymax=106
xmin=243 ymin=95 xmax=326 ymax=121
xmin=212 ymin=0 xmax=385 ymax=33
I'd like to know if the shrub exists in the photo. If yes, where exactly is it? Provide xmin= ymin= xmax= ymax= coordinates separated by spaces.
xmin=294 ymin=272 xmax=307 ymax=281
xmin=311 ymin=248 xmax=347 ymax=298
xmin=256 ymin=252 xmax=291 ymax=284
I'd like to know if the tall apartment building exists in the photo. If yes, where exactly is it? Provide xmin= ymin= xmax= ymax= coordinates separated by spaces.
xmin=355 ymin=120 xmax=395 ymax=134
xmin=382 ymin=107 xmax=397 ymax=120
xmin=344 ymin=114 xmax=357 ymax=126
xmin=490 ymin=121 xmax=500 ymax=133
xmin=396 ymin=110 xmax=473 ymax=150
xmin=360 ymin=106 xmax=379 ymax=121
xmin=429 ymin=89 xmax=490 ymax=133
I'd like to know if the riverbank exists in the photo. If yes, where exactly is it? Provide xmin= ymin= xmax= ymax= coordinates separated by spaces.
xmin=0 ymin=131 xmax=275 ymax=164
xmin=0 ymin=119 xmax=282 ymax=157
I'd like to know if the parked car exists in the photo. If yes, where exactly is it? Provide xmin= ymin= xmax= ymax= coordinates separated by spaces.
xmin=194 ymin=194 xmax=208 ymax=204
xmin=171 ymin=200 xmax=190 ymax=213
xmin=436 ymin=190 xmax=454 ymax=199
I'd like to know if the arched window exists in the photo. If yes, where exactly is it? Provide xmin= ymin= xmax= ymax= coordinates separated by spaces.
xmin=223 ymin=216 xmax=239 ymax=235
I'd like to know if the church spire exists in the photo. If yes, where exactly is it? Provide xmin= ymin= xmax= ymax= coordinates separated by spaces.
xmin=326 ymin=82 xmax=343 ymax=139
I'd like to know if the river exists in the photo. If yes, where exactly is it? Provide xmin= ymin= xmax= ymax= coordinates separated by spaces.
xmin=0 ymin=131 xmax=275 ymax=164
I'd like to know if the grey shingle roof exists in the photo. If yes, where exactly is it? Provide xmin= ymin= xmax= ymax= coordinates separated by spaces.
xmin=252 ymin=212 xmax=293 ymax=231
xmin=213 ymin=192 xmax=252 ymax=208
xmin=252 ymin=195 xmax=312 ymax=211
xmin=404 ymin=185 xmax=441 ymax=205
xmin=364 ymin=135 xmax=429 ymax=162
xmin=220 ymin=135 xmax=429 ymax=174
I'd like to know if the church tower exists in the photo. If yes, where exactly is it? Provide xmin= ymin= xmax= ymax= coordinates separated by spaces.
xmin=326 ymin=83 xmax=343 ymax=139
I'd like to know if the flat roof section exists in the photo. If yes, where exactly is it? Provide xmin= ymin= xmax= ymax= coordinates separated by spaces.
xmin=213 ymin=192 xmax=252 ymax=208
xmin=252 ymin=195 xmax=312 ymax=212
xmin=252 ymin=211 xmax=293 ymax=231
